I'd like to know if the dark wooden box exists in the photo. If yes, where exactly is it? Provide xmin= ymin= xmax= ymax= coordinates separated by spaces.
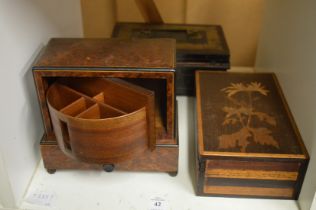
xmin=33 ymin=38 xmax=178 ymax=175
xmin=112 ymin=22 xmax=230 ymax=96
xmin=195 ymin=71 xmax=309 ymax=199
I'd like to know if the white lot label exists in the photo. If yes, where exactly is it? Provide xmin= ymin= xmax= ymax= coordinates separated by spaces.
xmin=148 ymin=196 xmax=169 ymax=210
xmin=26 ymin=190 xmax=55 ymax=207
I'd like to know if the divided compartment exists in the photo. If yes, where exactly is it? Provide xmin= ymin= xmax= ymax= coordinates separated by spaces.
xmin=122 ymin=78 xmax=169 ymax=141
xmin=46 ymin=78 xmax=155 ymax=164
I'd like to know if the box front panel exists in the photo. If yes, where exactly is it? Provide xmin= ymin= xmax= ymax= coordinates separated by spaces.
xmin=203 ymin=159 xmax=301 ymax=198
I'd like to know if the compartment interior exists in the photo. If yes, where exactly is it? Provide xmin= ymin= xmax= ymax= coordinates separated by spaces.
xmin=46 ymin=83 xmax=82 ymax=110
xmin=58 ymin=77 xmax=151 ymax=114
xmin=45 ymin=76 xmax=169 ymax=141
xmin=60 ymin=97 xmax=94 ymax=117
xmin=47 ymin=82 xmax=125 ymax=118
xmin=123 ymin=78 xmax=167 ymax=136
xmin=77 ymin=104 xmax=120 ymax=119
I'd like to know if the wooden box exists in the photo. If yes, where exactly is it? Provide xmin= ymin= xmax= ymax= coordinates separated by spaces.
xmin=112 ymin=23 xmax=230 ymax=96
xmin=33 ymin=38 xmax=178 ymax=175
xmin=195 ymin=71 xmax=309 ymax=199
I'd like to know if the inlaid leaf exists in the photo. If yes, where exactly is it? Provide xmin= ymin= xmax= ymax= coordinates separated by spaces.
xmin=250 ymin=127 xmax=279 ymax=149
xmin=222 ymin=118 xmax=238 ymax=125
xmin=247 ymin=82 xmax=269 ymax=96
xmin=221 ymin=83 xmax=246 ymax=97
xmin=222 ymin=106 xmax=235 ymax=116
xmin=218 ymin=127 xmax=252 ymax=152
xmin=218 ymin=134 xmax=237 ymax=149
xmin=253 ymin=112 xmax=277 ymax=126
xmin=222 ymin=106 xmax=249 ymax=118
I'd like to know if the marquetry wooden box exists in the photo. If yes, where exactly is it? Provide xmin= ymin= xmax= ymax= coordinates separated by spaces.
xmin=195 ymin=71 xmax=309 ymax=199
xmin=33 ymin=38 xmax=178 ymax=175
xmin=112 ymin=22 xmax=230 ymax=96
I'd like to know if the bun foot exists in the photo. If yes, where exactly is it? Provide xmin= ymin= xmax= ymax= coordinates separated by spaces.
xmin=168 ymin=171 xmax=178 ymax=177
xmin=103 ymin=164 xmax=115 ymax=172
xmin=47 ymin=169 xmax=56 ymax=174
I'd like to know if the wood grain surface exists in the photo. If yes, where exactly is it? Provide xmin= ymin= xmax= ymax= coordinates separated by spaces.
xmin=195 ymin=71 xmax=309 ymax=199
xmin=112 ymin=23 xmax=230 ymax=57
xmin=203 ymin=185 xmax=294 ymax=198
xmin=111 ymin=23 xmax=230 ymax=96
xmin=206 ymin=159 xmax=301 ymax=172
xmin=196 ymin=71 xmax=308 ymax=158
xmin=40 ymin=135 xmax=178 ymax=172
xmin=33 ymin=38 xmax=175 ymax=69
xmin=33 ymin=38 xmax=178 ymax=173
xmin=34 ymin=70 xmax=175 ymax=142
xmin=46 ymin=79 xmax=152 ymax=164
xmin=205 ymin=169 xmax=298 ymax=181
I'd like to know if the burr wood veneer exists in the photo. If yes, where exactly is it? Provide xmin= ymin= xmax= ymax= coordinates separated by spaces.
xmin=33 ymin=38 xmax=178 ymax=174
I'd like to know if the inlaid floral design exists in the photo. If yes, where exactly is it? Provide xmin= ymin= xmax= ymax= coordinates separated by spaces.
xmin=218 ymin=82 xmax=279 ymax=152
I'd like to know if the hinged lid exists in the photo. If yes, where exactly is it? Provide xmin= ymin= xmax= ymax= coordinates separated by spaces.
xmin=112 ymin=23 xmax=230 ymax=64
xmin=33 ymin=38 xmax=176 ymax=70
xmin=196 ymin=71 xmax=308 ymax=159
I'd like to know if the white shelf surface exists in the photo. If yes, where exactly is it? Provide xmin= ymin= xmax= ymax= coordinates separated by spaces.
xmin=20 ymin=97 xmax=299 ymax=210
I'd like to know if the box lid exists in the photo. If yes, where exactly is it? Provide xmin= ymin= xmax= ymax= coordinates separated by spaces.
xmin=33 ymin=38 xmax=175 ymax=71
xmin=196 ymin=71 xmax=308 ymax=159
xmin=112 ymin=23 xmax=230 ymax=64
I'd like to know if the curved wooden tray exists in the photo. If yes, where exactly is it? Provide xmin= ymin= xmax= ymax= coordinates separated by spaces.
xmin=46 ymin=78 xmax=155 ymax=164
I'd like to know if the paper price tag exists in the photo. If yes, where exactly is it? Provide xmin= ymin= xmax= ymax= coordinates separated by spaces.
xmin=148 ymin=196 xmax=169 ymax=210
xmin=26 ymin=190 xmax=56 ymax=207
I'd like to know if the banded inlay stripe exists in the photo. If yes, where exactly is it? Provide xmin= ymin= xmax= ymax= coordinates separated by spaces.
xmin=205 ymin=169 xmax=298 ymax=181
xmin=204 ymin=185 xmax=294 ymax=197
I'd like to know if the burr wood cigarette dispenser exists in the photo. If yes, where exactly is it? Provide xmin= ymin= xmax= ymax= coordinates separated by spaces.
xmin=33 ymin=38 xmax=178 ymax=175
